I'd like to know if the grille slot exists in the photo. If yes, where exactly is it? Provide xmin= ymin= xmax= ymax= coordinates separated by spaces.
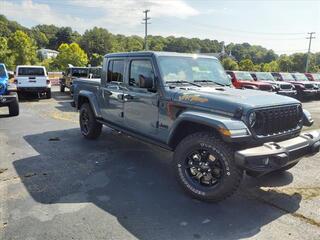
xmin=304 ymin=83 xmax=314 ymax=89
xmin=252 ymin=105 xmax=302 ymax=137
xmin=280 ymin=84 xmax=292 ymax=90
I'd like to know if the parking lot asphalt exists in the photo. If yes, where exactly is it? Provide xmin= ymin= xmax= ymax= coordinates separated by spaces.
xmin=0 ymin=87 xmax=320 ymax=240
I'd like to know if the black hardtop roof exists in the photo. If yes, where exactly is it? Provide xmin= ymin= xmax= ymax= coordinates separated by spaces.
xmin=104 ymin=51 xmax=218 ymax=59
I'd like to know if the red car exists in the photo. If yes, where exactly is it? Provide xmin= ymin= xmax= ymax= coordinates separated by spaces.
xmin=305 ymin=73 xmax=320 ymax=82
xmin=226 ymin=71 xmax=273 ymax=91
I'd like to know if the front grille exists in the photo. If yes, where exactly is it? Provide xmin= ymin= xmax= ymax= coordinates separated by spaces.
xmin=252 ymin=105 xmax=303 ymax=137
xmin=304 ymin=83 xmax=314 ymax=89
xmin=259 ymin=85 xmax=272 ymax=91
xmin=280 ymin=84 xmax=292 ymax=90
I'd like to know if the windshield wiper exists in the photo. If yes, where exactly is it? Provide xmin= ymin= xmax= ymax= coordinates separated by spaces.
xmin=166 ymin=80 xmax=201 ymax=87
xmin=194 ymin=80 xmax=230 ymax=87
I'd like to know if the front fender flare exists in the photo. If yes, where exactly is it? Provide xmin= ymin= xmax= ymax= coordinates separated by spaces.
xmin=78 ymin=90 xmax=102 ymax=118
xmin=167 ymin=110 xmax=251 ymax=144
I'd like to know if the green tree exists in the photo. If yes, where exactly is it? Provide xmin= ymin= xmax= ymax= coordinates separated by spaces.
xmin=8 ymin=30 xmax=38 ymax=66
xmin=80 ymin=27 xmax=112 ymax=65
xmin=221 ymin=58 xmax=239 ymax=70
xmin=53 ymin=42 xmax=88 ymax=70
xmin=30 ymin=29 xmax=49 ymax=48
xmin=90 ymin=53 xmax=103 ymax=66
xmin=239 ymin=59 xmax=255 ymax=71
xmin=290 ymin=53 xmax=307 ymax=72
xmin=277 ymin=55 xmax=293 ymax=72
xmin=124 ymin=36 xmax=143 ymax=51
xmin=49 ymin=27 xmax=80 ymax=50
xmin=0 ymin=37 xmax=14 ymax=69
xmin=261 ymin=60 xmax=279 ymax=72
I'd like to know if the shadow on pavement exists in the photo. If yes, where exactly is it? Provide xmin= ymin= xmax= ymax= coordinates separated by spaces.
xmin=52 ymin=90 xmax=75 ymax=112
xmin=13 ymin=128 xmax=301 ymax=240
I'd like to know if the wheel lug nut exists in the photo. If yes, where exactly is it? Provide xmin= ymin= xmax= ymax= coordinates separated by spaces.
xmin=208 ymin=169 xmax=211 ymax=172
xmin=197 ymin=168 xmax=201 ymax=171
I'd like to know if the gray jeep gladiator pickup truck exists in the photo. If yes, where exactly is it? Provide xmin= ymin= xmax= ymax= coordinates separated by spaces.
xmin=72 ymin=51 xmax=320 ymax=202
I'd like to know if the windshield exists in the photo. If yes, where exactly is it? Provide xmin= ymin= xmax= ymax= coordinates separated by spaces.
xmin=0 ymin=65 xmax=7 ymax=78
xmin=235 ymin=71 xmax=253 ymax=81
xmin=312 ymin=73 xmax=320 ymax=81
xmin=18 ymin=67 xmax=45 ymax=76
xmin=280 ymin=72 xmax=295 ymax=81
xmin=293 ymin=73 xmax=309 ymax=81
xmin=71 ymin=68 xmax=88 ymax=77
xmin=158 ymin=56 xmax=231 ymax=86
xmin=255 ymin=72 xmax=275 ymax=81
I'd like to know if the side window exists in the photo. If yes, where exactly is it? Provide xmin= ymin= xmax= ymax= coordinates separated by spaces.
xmin=129 ymin=60 xmax=154 ymax=87
xmin=107 ymin=60 xmax=124 ymax=83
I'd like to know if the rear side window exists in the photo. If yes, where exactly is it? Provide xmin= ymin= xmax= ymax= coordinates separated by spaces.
xmin=129 ymin=60 xmax=154 ymax=87
xmin=18 ymin=67 xmax=45 ymax=76
xmin=107 ymin=60 xmax=124 ymax=83
xmin=71 ymin=68 xmax=88 ymax=77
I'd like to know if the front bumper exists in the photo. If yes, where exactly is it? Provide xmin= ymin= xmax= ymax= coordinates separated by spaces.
xmin=301 ymin=89 xmax=318 ymax=96
xmin=277 ymin=89 xmax=297 ymax=96
xmin=0 ymin=94 xmax=17 ymax=107
xmin=235 ymin=130 xmax=320 ymax=175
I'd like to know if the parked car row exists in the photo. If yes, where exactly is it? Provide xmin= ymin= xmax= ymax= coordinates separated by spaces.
xmin=226 ymin=70 xmax=320 ymax=100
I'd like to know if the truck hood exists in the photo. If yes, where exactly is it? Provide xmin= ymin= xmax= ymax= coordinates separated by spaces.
xmin=172 ymin=86 xmax=299 ymax=115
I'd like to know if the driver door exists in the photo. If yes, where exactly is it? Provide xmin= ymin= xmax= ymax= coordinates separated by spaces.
xmin=123 ymin=58 xmax=159 ymax=137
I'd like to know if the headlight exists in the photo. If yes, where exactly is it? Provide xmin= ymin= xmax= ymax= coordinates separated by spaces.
xmin=249 ymin=112 xmax=256 ymax=127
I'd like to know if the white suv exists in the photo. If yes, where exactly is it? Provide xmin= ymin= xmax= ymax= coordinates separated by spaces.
xmin=15 ymin=65 xmax=51 ymax=98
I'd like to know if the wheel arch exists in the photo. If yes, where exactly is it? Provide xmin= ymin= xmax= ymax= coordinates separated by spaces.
xmin=77 ymin=90 xmax=102 ymax=118
xmin=168 ymin=120 xmax=221 ymax=150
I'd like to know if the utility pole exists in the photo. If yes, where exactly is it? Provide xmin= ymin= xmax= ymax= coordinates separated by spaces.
xmin=142 ymin=10 xmax=151 ymax=51
xmin=306 ymin=32 xmax=315 ymax=72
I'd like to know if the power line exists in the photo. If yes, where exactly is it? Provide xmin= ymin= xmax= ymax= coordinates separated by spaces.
xmin=142 ymin=9 xmax=151 ymax=51
xmin=305 ymin=32 xmax=315 ymax=72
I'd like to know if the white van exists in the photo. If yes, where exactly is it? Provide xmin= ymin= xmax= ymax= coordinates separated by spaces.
xmin=15 ymin=65 xmax=51 ymax=98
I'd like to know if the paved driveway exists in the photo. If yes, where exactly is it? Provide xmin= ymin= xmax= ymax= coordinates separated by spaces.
xmin=0 ymin=87 xmax=319 ymax=240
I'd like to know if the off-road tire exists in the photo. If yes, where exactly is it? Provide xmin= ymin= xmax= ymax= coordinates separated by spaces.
xmin=60 ymin=85 xmax=65 ymax=93
xmin=173 ymin=132 xmax=243 ymax=202
xmin=79 ymin=103 xmax=102 ymax=139
xmin=46 ymin=89 xmax=52 ymax=99
xmin=8 ymin=92 xmax=19 ymax=116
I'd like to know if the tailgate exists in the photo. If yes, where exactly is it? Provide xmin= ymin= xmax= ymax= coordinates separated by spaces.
xmin=17 ymin=76 xmax=48 ymax=88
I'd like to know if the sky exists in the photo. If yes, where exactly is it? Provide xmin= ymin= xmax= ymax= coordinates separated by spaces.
xmin=0 ymin=0 xmax=319 ymax=55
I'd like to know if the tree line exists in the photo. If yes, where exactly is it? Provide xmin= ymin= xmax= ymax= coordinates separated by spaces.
xmin=0 ymin=14 xmax=319 ymax=72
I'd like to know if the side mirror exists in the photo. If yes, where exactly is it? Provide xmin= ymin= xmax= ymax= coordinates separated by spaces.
xmin=139 ymin=74 xmax=154 ymax=90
